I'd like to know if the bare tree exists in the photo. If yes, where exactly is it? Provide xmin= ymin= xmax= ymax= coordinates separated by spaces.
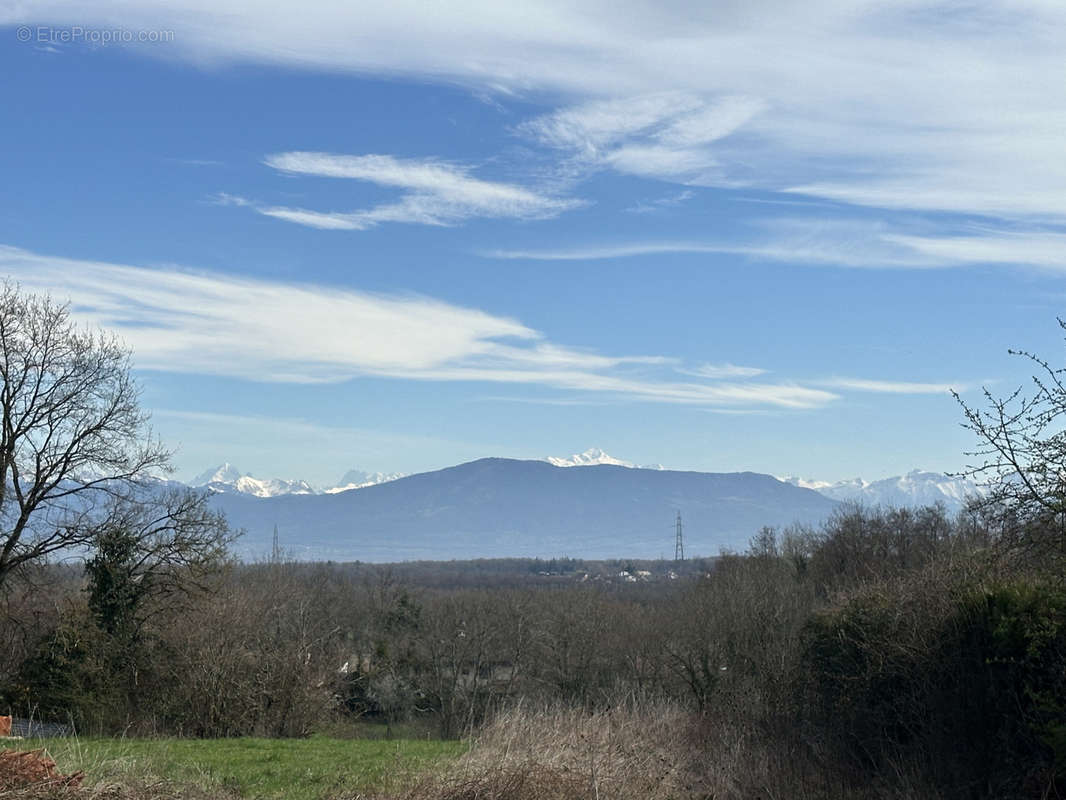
xmin=86 ymin=488 xmax=236 ymax=638
xmin=0 ymin=282 xmax=171 ymax=585
xmin=954 ymin=319 xmax=1066 ymax=558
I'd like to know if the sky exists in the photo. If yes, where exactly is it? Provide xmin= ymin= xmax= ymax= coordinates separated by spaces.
xmin=2 ymin=1 xmax=1066 ymax=486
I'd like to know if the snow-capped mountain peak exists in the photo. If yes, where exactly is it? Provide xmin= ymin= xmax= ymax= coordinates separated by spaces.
xmin=324 ymin=469 xmax=407 ymax=494
xmin=188 ymin=458 xmax=985 ymax=511
xmin=188 ymin=464 xmax=407 ymax=497
xmin=190 ymin=464 xmax=317 ymax=498
xmin=778 ymin=475 xmax=868 ymax=492
xmin=544 ymin=448 xmax=665 ymax=470
xmin=777 ymin=470 xmax=986 ymax=513
xmin=191 ymin=462 xmax=243 ymax=486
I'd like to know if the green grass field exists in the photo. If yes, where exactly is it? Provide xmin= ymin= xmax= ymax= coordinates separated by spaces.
xmin=15 ymin=735 xmax=465 ymax=799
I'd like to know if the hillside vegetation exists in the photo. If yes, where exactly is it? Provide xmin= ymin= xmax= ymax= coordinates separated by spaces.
xmin=4 ymin=501 xmax=1066 ymax=798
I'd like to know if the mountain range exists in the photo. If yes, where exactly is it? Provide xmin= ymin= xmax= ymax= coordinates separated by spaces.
xmin=190 ymin=463 xmax=405 ymax=498
xmin=184 ymin=451 xmax=986 ymax=562
xmin=188 ymin=450 xmax=984 ymax=512
xmin=778 ymin=470 xmax=985 ymax=512
xmin=185 ymin=448 xmax=661 ymax=498
xmin=205 ymin=457 xmax=839 ymax=562
xmin=543 ymin=447 xmax=666 ymax=470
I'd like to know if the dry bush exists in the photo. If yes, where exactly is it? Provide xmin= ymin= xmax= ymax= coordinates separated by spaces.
xmin=393 ymin=697 xmax=945 ymax=800
xmin=151 ymin=563 xmax=348 ymax=737
xmin=402 ymin=702 xmax=710 ymax=800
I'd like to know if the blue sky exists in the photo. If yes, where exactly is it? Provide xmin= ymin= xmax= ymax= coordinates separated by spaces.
xmin=3 ymin=1 xmax=1066 ymax=486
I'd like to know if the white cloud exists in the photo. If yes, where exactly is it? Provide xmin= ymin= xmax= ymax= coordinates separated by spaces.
xmin=7 ymin=0 xmax=1066 ymax=225
xmin=520 ymin=93 xmax=764 ymax=183
xmin=519 ymin=94 xmax=705 ymax=152
xmin=604 ymin=145 xmax=720 ymax=180
xmin=481 ymin=219 xmax=1066 ymax=272
xmin=482 ymin=241 xmax=729 ymax=261
xmin=257 ymin=207 xmax=377 ymax=230
xmin=0 ymin=244 xmax=535 ymax=383
xmin=399 ymin=366 xmax=837 ymax=408
xmin=883 ymin=231 xmax=1066 ymax=272
xmin=480 ymin=221 xmax=944 ymax=268
xmin=0 ymin=244 xmax=839 ymax=410
xmin=255 ymin=151 xmax=579 ymax=229
xmin=625 ymin=190 xmax=695 ymax=214
xmin=207 ymin=192 xmax=253 ymax=207
xmin=820 ymin=378 xmax=969 ymax=395
xmin=685 ymin=363 xmax=767 ymax=379
xmin=659 ymin=99 xmax=767 ymax=147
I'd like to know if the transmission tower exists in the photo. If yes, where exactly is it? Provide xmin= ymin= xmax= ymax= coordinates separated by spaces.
xmin=674 ymin=511 xmax=684 ymax=562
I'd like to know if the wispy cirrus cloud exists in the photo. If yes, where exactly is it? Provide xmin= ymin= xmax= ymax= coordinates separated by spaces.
xmin=882 ymin=231 xmax=1066 ymax=272
xmin=480 ymin=226 xmax=939 ymax=268
xmin=482 ymin=241 xmax=729 ymax=262
xmin=8 ymin=0 xmax=1066 ymax=227
xmin=626 ymin=190 xmax=695 ymax=214
xmin=481 ymin=218 xmax=1066 ymax=273
xmin=252 ymin=151 xmax=581 ymax=230
xmin=520 ymin=93 xmax=766 ymax=184
xmin=683 ymin=363 xmax=767 ymax=379
xmin=0 ymin=244 xmax=846 ymax=410
xmin=207 ymin=192 xmax=252 ymax=207
xmin=396 ymin=366 xmax=835 ymax=408
xmin=0 ymin=245 xmax=532 ymax=383
xmin=817 ymin=378 xmax=970 ymax=395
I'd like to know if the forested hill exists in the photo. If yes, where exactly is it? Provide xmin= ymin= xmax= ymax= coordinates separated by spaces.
xmin=209 ymin=457 xmax=839 ymax=561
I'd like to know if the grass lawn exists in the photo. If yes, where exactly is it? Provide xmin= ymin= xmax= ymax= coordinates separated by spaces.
xmin=14 ymin=735 xmax=465 ymax=799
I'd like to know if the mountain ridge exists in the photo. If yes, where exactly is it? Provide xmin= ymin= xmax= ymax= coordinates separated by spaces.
xmin=206 ymin=456 xmax=839 ymax=562
xmin=190 ymin=463 xmax=406 ymax=497
xmin=777 ymin=469 xmax=985 ymax=512
xmin=188 ymin=450 xmax=984 ymax=515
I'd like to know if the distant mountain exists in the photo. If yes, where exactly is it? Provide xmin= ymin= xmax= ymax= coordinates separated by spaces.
xmin=323 ymin=469 xmax=408 ymax=494
xmin=778 ymin=470 xmax=985 ymax=513
xmin=191 ymin=463 xmax=243 ymax=486
xmin=190 ymin=458 xmax=985 ymax=562
xmin=190 ymin=463 xmax=317 ymax=498
xmin=208 ymin=457 xmax=839 ymax=561
xmin=543 ymin=447 xmax=665 ymax=470
xmin=189 ymin=464 xmax=405 ymax=498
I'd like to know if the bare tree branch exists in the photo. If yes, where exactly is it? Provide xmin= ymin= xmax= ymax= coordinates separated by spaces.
xmin=953 ymin=318 xmax=1066 ymax=561
xmin=0 ymin=281 xmax=201 ymax=586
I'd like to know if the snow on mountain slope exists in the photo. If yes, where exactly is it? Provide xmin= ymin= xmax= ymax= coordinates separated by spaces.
xmin=778 ymin=470 xmax=986 ymax=513
xmin=780 ymin=475 xmax=868 ymax=494
xmin=190 ymin=464 xmax=317 ymax=498
xmin=191 ymin=463 xmax=244 ymax=486
xmin=210 ymin=457 xmax=840 ymax=561
xmin=190 ymin=457 xmax=985 ymax=512
xmin=189 ymin=464 xmax=405 ymax=497
xmin=231 ymin=475 xmax=317 ymax=498
xmin=324 ymin=469 xmax=408 ymax=493
xmin=544 ymin=447 xmax=665 ymax=470
xmin=857 ymin=470 xmax=987 ymax=510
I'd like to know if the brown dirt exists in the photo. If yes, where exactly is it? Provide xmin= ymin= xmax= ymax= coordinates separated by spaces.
xmin=0 ymin=749 xmax=85 ymax=791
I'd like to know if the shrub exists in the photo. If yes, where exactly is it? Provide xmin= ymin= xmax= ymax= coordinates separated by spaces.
xmin=803 ymin=573 xmax=1066 ymax=797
